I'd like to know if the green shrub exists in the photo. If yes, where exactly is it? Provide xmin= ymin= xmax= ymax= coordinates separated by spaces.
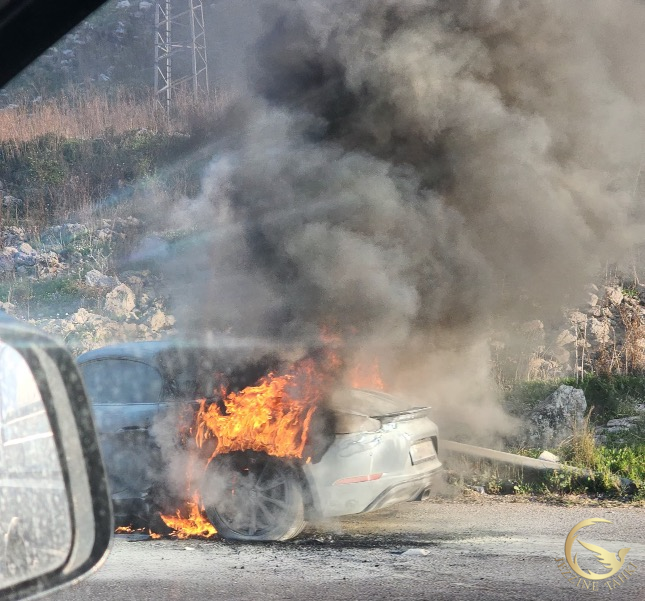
xmin=594 ymin=445 xmax=645 ymax=490
xmin=0 ymin=129 xmax=199 ymax=227
xmin=571 ymin=375 xmax=645 ymax=423
xmin=504 ymin=374 xmax=645 ymax=423
xmin=504 ymin=380 xmax=562 ymax=416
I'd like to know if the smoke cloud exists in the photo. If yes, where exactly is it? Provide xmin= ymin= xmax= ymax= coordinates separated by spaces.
xmin=155 ymin=0 xmax=645 ymax=442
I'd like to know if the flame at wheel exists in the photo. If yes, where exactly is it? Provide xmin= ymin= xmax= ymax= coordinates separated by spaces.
xmin=159 ymin=493 xmax=217 ymax=539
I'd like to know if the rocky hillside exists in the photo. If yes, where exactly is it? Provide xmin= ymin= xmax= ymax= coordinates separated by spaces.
xmin=0 ymin=220 xmax=175 ymax=356
xmin=5 ymin=213 xmax=645 ymax=377
xmin=491 ymin=279 xmax=645 ymax=384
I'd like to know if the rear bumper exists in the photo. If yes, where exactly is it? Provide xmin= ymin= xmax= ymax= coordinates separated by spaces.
xmin=304 ymin=422 xmax=443 ymax=518
xmin=362 ymin=466 xmax=442 ymax=513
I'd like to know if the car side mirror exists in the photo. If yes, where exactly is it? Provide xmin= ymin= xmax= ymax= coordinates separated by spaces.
xmin=0 ymin=314 xmax=111 ymax=601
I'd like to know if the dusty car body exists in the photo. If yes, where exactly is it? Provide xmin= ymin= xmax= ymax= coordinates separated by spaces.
xmin=77 ymin=340 xmax=442 ymax=540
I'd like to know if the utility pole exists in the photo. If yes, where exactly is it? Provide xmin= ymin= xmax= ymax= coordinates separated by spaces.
xmin=154 ymin=0 xmax=209 ymax=117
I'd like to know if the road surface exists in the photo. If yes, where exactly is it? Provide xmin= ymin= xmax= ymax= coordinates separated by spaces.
xmin=50 ymin=496 xmax=645 ymax=601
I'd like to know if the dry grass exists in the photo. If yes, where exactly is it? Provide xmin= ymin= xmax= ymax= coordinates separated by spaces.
xmin=558 ymin=410 xmax=597 ymax=469
xmin=619 ymin=303 xmax=645 ymax=373
xmin=0 ymin=85 xmax=234 ymax=228
xmin=0 ymin=86 xmax=232 ymax=142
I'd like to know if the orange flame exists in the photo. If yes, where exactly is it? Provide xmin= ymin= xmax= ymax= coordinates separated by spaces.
xmin=114 ymin=525 xmax=162 ymax=539
xmin=349 ymin=357 xmax=385 ymax=390
xmin=195 ymin=357 xmax=325 ymax=461
xmin=159 ymin=342 xmax=385 ymax=540
xmin=159 ymin=494 xmax=217 ymax=539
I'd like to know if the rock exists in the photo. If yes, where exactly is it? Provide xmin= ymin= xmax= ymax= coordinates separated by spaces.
xmin=619 ymin=477 xmax=638 ymax=495
xmin=122 ymin=273 xmax=144 ymax=293
xmin=37 ymin=251 xmax=59 ymax=266
xmin=605 ymin=417 xmax=641 ymax=433
xmin=594 ymin=426 xmax=607 ymax=445
xmin=636 ymin=404 xmax=645 ymax=413
xmin=104 ymin=284 xmax=136 ymax=319
xmin=71 ymin=308 xmax=93 ymax=325
xmin=0 ymin=247 xmax=16 ymax=272
xmin=556 ymin=329 xmax=577 ymax=346
xmin=149 ymin=310 xmax=175 ymax=332
xmin=527 ymin=385 xmax=587 ymax=448
xmin=588 ymin=317 xmax=610 ymax=344
xmin=1 ymin=226 xmax=25 ymax=247
xmin=41 ymin=223 xmax=88 ymax=246
xmin=2 ymin=195 xmax=22 ymax=209
xmin=0 ymin=301 xmax=16 ymax=314
xmin=17 ymin=242 xmax=34 ymax=255
xmin=13 ymin=244 xmax=37 ymax=267
xmin=61 ymin=249 xmax=84 ymax=265
xmin=604 ymin=286 xmax=623 ymax=306
xmin=588 ymin=293 xmax=599 ymax=307
xmin=538 ymin=451 xmax=560 ymax=463
xmin=401 ymin=548 xmax=429 ymax=556
xmin=569 ymin=311 xmax=587 ymax=325
xmin=85 ymin=269 xmax=119 ymax=288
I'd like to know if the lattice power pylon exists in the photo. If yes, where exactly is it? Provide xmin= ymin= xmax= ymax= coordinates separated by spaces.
xmin=154 ymin=0 xmax=209 ymax=116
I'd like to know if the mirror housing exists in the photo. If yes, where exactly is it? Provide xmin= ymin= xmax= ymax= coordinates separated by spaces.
xmin=0 ymin=313 xmax=112 ymax=601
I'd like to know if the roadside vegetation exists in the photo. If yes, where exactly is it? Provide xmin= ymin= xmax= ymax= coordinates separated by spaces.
xmin=446 ymin=376 xmax=645 ymax=502
xmin=0 ymin=87 xmax=230 ymax=141
xmin=505 ymin=374 xmax=645 ymax=423
xmin=0 ymin=87 xmax=232 ymax=229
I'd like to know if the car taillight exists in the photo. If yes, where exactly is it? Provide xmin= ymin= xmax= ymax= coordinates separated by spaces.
xmin=332 ymin=473 xmax=383 ymax=485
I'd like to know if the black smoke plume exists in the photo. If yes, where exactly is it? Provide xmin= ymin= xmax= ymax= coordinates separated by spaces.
xmin=156 ymin=0 xmax=645 ymax=440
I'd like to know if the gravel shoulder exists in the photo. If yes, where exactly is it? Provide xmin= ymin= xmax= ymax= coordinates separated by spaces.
xmin=49 ymin=497 xmax=645 ymax=601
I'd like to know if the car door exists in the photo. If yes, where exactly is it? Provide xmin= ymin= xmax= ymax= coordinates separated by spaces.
xmin=78 ymin=358 xmax=164 ymax=502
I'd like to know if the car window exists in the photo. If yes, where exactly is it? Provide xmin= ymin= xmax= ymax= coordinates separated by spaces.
xmin=80 ymin=359 xmax=162 ymax=405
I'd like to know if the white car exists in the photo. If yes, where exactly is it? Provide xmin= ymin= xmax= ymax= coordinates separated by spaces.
xmin=77 ymin=340 xmax=442 ymax=541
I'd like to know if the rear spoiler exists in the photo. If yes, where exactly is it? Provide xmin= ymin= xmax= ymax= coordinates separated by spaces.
xmin=374 ymin=406 xmax=432 ymax=424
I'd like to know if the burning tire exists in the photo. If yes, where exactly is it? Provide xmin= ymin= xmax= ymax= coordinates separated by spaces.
xmin=201 ymin=451 xmax=305 ymax=542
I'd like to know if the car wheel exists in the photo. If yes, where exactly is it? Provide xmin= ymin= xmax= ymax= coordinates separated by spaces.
xmin=201 ymin=451 xmax=305 ymax=542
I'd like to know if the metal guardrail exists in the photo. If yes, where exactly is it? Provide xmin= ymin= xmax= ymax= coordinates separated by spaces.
xmin=441 ymin=440 xmax=588 ymax=474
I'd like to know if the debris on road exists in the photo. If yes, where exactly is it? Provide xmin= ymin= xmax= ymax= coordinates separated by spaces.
xmin=401 ymin=548 xmax=429 ymax=557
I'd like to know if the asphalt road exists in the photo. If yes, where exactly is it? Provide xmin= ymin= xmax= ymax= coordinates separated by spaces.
xmin=50 ymin=497 xmax=645 ymax=601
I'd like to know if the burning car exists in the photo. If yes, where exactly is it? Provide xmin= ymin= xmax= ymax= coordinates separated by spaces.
xmin=77 ymin=340 xmax=442 ymax=541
